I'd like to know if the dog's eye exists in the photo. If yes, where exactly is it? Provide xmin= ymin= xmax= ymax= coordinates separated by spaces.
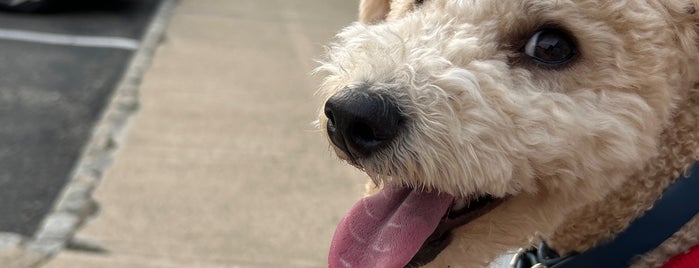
xmin=524 ymin=29 xmax=577 ymax=66
xmin=415 ymin=0 xmax=424 ymax=7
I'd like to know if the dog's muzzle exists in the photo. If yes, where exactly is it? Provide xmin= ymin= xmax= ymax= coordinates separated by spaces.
xmin=323 ymin=86 xmax=403 ymax=159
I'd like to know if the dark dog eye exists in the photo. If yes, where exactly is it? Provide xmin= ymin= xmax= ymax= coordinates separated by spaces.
xmin=415 ymin=0 xmax=424 ymax=7
xmin=524 ymin=29 xmax=577 ymax=66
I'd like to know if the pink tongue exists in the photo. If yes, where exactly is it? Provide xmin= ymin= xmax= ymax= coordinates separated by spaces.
xmin=329 ymin=186 xmax=453 ymax=268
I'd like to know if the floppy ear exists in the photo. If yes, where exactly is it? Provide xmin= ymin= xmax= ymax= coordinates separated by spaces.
xmin=359 ymin=0 xmax=391 ymax=24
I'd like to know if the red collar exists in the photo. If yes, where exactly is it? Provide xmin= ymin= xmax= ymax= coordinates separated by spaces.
xmin=663 ymin=244 xmax=699 ymax=268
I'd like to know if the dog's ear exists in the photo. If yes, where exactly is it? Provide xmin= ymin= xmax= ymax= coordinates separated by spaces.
xmin=359 ymin=0 xmax=391 ymax=24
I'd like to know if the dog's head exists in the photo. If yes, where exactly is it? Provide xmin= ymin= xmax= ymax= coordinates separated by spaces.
xmin=318 ymin=0 xmax=698 ymax=266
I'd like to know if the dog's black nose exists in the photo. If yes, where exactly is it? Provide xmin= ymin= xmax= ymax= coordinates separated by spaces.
xmin=324 ymin=87 xmax=403 ymax=158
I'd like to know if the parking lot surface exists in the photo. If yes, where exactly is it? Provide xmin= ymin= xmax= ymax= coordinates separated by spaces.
xmin=0 ymin=0 xmax=161 ymax=238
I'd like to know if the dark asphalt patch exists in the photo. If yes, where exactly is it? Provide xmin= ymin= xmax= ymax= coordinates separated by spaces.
xmin=0 ymin=0 xmax=161 ymax=237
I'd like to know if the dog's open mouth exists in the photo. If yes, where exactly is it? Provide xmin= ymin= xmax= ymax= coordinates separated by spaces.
xmin=328 ymin=185 xmax=504 ymax=268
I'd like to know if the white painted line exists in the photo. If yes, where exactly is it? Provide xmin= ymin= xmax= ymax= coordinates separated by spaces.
xmin=0 ymin=28 xmax=140 ymax=50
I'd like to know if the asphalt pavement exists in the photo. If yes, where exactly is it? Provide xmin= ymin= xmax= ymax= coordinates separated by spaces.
xmin=0 ymin=0 xmax=161 ymax=244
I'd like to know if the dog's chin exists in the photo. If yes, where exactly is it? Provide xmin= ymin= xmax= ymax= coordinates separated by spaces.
xmin=329 ymin=143 xmax=508 ymax=267
xmin=408 ymin=195 xmax=507 ymax=267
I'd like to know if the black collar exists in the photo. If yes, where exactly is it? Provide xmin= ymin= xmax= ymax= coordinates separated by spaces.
xmin=512 ymin=163 xmax=699 ymax=268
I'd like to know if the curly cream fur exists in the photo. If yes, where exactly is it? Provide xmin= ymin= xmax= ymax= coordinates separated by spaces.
xmin=548 ymin=85 xmax=699 ymax=255
xmin=318 ymin=0 xmax=699 ymax=267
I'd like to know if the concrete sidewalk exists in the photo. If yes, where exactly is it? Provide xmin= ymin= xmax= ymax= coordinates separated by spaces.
xmin=45 ymin=1 xmax=366 ymax=267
